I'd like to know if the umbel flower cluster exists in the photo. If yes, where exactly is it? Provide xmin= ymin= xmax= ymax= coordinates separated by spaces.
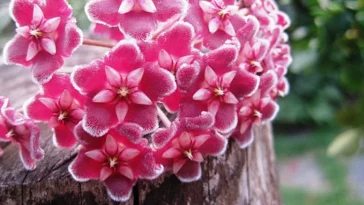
xmin=1 ymin=0 xmax=291 ymax=201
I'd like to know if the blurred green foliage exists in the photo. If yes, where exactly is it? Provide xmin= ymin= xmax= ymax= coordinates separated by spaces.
xmin=68 ymin=0 xmax=90 ymax=30
xmin=276 ymin=0 xmax=364 ymax=127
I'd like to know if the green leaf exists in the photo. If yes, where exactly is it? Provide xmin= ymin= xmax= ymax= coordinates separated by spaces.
xmin=327 ymin=129 xmax=362 ymax=157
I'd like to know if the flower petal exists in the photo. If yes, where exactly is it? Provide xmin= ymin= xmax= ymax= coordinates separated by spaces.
xmin=3 ymin=36 xmax=31 ymax=67
xmin=162 ymin=148 xmax=181 ymax=159
xmin=234 ymin=125 xmax=254 ymax=149
xmin=179 ymin=112 xmax=215 ymax=131
xmin=59 ymin=90 xmax=74 ymax=110
xmin=203 ymin=45 xmax=238 ymax=75
xmin=83 ymin=102 xmax=118 ymax=137
xmin=41 ymin=17 xmax=61 ymax=33
xmin=214 ymin=103 xmax=237 ymax=133
xmin=199 ymin=1 xmax=217 ymax=13
xmin=32 ymin=4 xmax=44 ymax=26
xmin=152 ymin=123 xmax=177 ymax=148
xmin=124 ymin=104 xmax=158 ymax=134
xmin=104 ymin=174 xmax=136 ymax=202
xmin=85 ymin=149 xmax=106 ymax=162
xmin=193 ymin=134 xmax=211 ymax=148
xmin=24 ymin=97 xmax=54 ymax=121
xmin=68 ymin=148 xmax=103 ymax=181
xmin=208 ymin=100 xmax=220 ymax=116
xmin=69 ymin=109 xmax=85 ymax=121
xmin=119 ymin=166 xmax=134 ymax=179
xmin=230 ymin=68 xmax=260 ymax=98
xmin=204 ymin=66 xmax=218 ymax=87
xmin=41 ymin=38 xmax=57 ymax=55
xmin=175 ymin=160 xmax=201 ymax=182
xmin=179 ymin=132 xmax=192 ymax=149
xmin=31 ymin=53 xmax=64 ymax=84
xmin=199 ymin=132 xmax=227 ymax=156
xmin=118 ymin=0 xmax=135 ymax=14
xmin=38 ymin=97 xmax=58 ymax=111
xmin=208 ymin=17 xmax=221 ymax=34
xmin=120 ymin=148 xmax=140 ymax=161
xmin=56 ymin=21 xmax=83 ymax=58
xmin=223 ymin=20 xmax=235 ymax=36
xmin=261 ymin=100 xmax=279 ymax=122
xmin=16 ymin=26 xmax=30 ymax=38
xmin=223 ymin=92 xmax=239 ymax=104
xmin=72 ymin=60 xmax=106 ymax=94
xmin=86 ymin=0 xmax=120 ymax=26
xmin=114 ymin=123 xmax=143 ymax=144
xmin=221 ymin=71 xmax=237 ymax=88
xmin=158 ymin=49 xmax=173 ymax=69
xmin=129 ymin=91 xmax=152 ymax=105
xmin=105 ymin=66 xmax=122 ymax=88
xmin=193 ymin=88 xmax=213 ymax=101
xmin=105 ymin=135 xmax=118 ymax=156
xmin=192 ymin=152 xmax=204 ymax=162
xmin=26 ymin=41 xmax=40 ymax=61
xmin=173 ymin=158 xmax=187 ymax=174
xmin=100 ymin=167 xmax=113 ymax=181
xmin=157 ymin=22 xmax=194 ymax=57
xmin=92 ymin=89 xmax=116 ymax=103
xmin=53 ymin=124 xmax=78 ymax=149
xmin=139 ymin=64 xmax=176 ymax=101
xmin=74 ymin=122 xmax=105 ymax=148
xmin=116 ymin=101 xmax=129 ymax=122
xmin=126 ymin=68 xmax=144 ymax=88
xmin=138 ymin=0 xmax=157 ymax=13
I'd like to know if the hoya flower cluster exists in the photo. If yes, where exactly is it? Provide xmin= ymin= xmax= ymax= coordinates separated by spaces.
xmin=2 ymin=0 xmax=291 ymax=202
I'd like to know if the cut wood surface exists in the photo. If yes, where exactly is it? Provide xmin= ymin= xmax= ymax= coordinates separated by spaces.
xmin=0 ymin=47 xmax=281 ymax=205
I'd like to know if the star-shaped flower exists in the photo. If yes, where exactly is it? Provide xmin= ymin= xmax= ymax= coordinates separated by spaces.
xmin=0 ymin=97 xmax=44 ymax=170
xmin=69 ymin=122 xmax=162 ymax=201
xmin=25 ymin=74 xmax=85 ymax=148
xmin=152 ymin=113 xmax=227 ymax=182
xmin=4 ymin=0 xmax=82 ymax=83
xmin=72 ymin=41 xmax=176 ymax=136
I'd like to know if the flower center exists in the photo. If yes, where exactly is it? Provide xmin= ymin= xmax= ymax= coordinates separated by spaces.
xmin=218 ymin=9 xmax=229 ymax=19
xmin=183 ymin=149 xmax=194 ymax=160
xmin=6 ymin=129 xmax=14 ymax=138
xmin=30 ymin=29 xmax=43 ymax=38
xmin=118 ymin=87 xmax=129 ymax=98
xmin=108 ymin=157 xmax=118 ymax=168
xmin=213 ymin=87 xmax=225 ymax=96
xmin=253 ymin=109 xmax=263 ymax=118
xmin=58 ymin=111 xmax=68 ymax=121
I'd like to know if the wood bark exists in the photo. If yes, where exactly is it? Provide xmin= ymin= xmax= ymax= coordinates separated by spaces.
xmin=0 ymin=47 xmax=281 ymax=205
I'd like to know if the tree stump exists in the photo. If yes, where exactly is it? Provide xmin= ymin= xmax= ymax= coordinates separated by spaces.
xmin=0 ymin=47 xmax=281 ymax=205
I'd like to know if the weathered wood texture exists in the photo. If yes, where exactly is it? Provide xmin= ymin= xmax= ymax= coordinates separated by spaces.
xmin=0 ymin=47 xmax=281 ymax=205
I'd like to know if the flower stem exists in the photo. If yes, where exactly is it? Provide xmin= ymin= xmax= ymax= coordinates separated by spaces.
xmin=157 ymin=107 xmax=171 ymax=128
xmin=83 ymin=38 xmax=115 ymax=48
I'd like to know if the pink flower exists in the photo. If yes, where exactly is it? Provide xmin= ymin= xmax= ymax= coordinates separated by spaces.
xmin=199 ymin=0 xmax=239 ymax=36
xmin=138 ymin=22 xmax=202 ymax=113
xmin=4 ymin=0 xmax=82 ymax=84
xmin=72 ymin=41 xmax=176 ymax=136
xmin=86 ymin=0 xmax=187 ymax=39
xmin=184 ymin=0 xmax=260 ymax=50
xmin=0 ymin=96 xmax=44 ymax=170
xmin=24 ymin=74 xmax=85 ymax=148
xmin=270 ymin=66 xmax=289 ymax=99
xmin=233 ymin=71 xmax=279 ymax=148
xmin=152 ymin=112 xmax=227 ymax=182
xmin=179 ymin=45 xmax=259 ymax=134
xmin=90 ymin=23 xmax=124 ymax=41
xmin=69 ymin=122 xmax=162 ymax=201
xmin=239 ymin=39 xmax=269 ymax=74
